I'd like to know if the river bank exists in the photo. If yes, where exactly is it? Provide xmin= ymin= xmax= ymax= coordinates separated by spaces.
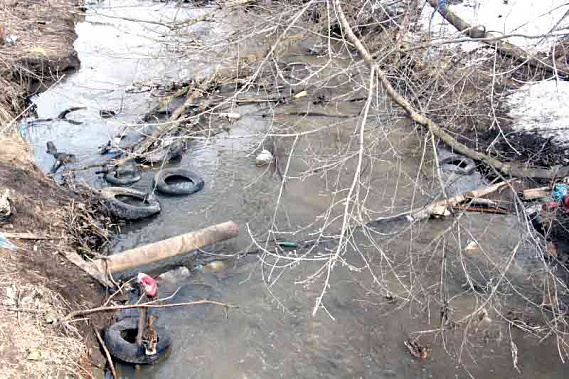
xmin=0 ymin=1 xmax=111 ymax=377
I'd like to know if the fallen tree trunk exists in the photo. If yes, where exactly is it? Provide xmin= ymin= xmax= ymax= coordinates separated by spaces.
xmin=93 ymin=221 xmax=239 ymax=277
xmin=426 ymin=0 xmax=569 ymax=77
xmin=333 ymin=0 xmax=569 ymax=180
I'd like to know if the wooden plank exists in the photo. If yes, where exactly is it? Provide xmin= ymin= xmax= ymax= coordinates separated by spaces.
xmin=523 ymin=187 xmax=550 ymax=200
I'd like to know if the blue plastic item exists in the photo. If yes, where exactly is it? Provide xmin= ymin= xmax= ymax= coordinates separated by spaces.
xmin=0 ymin=233 xmax=18 ymax=250
xmin=552 ymin=183 xmax=569 ymax=201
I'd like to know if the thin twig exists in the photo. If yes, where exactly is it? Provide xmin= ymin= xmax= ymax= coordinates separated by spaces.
xmin=64 ymin=299 xmax=237 ymax=321
xmin=94 ymin=328 xmax=118 ymax=379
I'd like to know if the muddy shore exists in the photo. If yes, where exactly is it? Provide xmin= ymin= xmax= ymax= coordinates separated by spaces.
xmin=0 ymin=1 xmax=110 ymax=377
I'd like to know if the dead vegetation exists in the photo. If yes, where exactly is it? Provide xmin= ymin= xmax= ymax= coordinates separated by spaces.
xmin=0 ymin=135 xmax=113 ymax=377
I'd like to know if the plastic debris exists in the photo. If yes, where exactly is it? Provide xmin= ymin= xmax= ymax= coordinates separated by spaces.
xmin=0 ymin=233 xmax=18 ymax=250
xmin=31 ymin=46 xmax=47 ymax=55
xmin=278 ymin=241 xmax=298 ymax=248
xmin=219 ymin=112 xmax=241 ymax=120
xmin=194 ymin=264 xmax=205 ymax=272
xmin=27 ymin=349 xmax=44 ymax=361
xmin=552 ymin=183 xmax=569 ymax=201
xmin=255 ymin=149 xmax=273 ymax=166
xmin=205 ymin=261 xmax=226 ymax=272
xmin=0 ymin=189 xmax=11 ymax=224
xmin=44 ymin=313 xmax=58 ymax=324
xmin=137 ymin=273 xmax=157 ymax=297
xmin=465 ymin=240 xmax=479 ymax=253
xmin=6 ymin=34 xmax=17 ymax=46
xmin=194 ymin=261 xmax=226 ymax=273
xmin=158 ymin=266 xmax=190 ymax=283
xmin=294 ymin=90 xmax=308 ymax=99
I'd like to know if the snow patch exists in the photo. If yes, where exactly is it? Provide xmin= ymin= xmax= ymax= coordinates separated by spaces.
xmin=507 ymin=80 xmax=569 ymax=143
xmin=419 ymin=0 xmax=569 ymax=53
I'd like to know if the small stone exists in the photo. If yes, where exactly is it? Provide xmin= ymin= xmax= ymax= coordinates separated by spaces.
xmin=158 ymin=266 xmax=191 ymax=283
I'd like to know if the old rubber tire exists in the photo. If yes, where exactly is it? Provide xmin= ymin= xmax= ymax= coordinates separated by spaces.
xmin=100 ymin=187 xmax=161 ymax=220
xmin=103 ymin=317 xmax=171 ymax=365
xmin=153 ymin=169 xmax=204 ymax=196
xmin=439 ymin=154 xmax=476 ymax=176
xmin=104 ymin=172 xmax=141 ymax=186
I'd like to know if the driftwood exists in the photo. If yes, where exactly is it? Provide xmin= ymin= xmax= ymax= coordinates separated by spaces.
xmin=64 ymin=299 xmax=236 ymax=321
xmin=94 ymin=329 xmax=118 ymax=379
xmin=427 ymin=0 xmax=569 ymax=77
xmin=373 ymin=181 xmax=513 ymax=223
xmin=410 ymin=181 xmax=512 ymax=221
xmin=1 ymin=232 xmax=58 ymax=240
xmin=333 ymin=0 xmax=569 ymax=180
xmin=523 ymin=186 xmax=550 ymax=200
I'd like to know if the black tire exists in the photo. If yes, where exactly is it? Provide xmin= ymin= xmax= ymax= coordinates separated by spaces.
xmin=153 ymin=169 xmax=204 ymax=196
xmin=103 ymin=317 xmax=171 ymax=365
xmin=100 ymin=187 xmax=161 ymax=220
xmin=104 ymin=172 xmax=141 ymax=186
xmin=439 ymin=154 xmax=476 ymax=176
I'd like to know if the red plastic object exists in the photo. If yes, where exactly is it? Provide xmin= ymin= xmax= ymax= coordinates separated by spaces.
xmin=544 ymin=200 xmax=561 ymax=210
xmin=137 ymin=273 xmax=157 ymax=297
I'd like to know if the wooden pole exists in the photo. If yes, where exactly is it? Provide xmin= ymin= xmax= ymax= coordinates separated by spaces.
xmin=93 ymin=221 xmax=239 ymax=275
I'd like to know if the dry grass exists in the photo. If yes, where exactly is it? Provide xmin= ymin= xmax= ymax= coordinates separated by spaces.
xmin=0 ymin=281 xmax=88 ymax=379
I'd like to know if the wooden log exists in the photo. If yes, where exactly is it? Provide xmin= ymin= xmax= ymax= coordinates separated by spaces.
xmin=2 ymin=232 xmax=58 ymax=240
xmin=523 ymin=186 xmax=550 ymax=200
xmin=408 ymin=181 xmax=513 ymax=221
xmin=93 ymin=221 xmax=239 ymax=275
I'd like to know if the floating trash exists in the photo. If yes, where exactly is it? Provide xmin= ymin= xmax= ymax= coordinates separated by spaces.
xmin=552 ymin=183 xmax=569 ymax=201
xmin=5 ymin=34 xmax=17 ymax=46
xmin=255 ymin=149 xmax=273 ymax=166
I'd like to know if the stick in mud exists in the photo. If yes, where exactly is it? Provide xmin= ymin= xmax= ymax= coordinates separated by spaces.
xmin=95 ymin=328 xmax=118 ymax=379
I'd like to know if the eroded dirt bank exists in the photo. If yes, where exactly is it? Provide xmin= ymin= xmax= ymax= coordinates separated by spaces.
xmin=0 ymin=1 xmax=109 ymax=377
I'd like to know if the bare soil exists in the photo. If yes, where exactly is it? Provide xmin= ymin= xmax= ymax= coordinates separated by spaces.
xmin=0 ymin=1 xmax=111 ymax=377
xmin=0 ymin=136 xmax=110 ymax=378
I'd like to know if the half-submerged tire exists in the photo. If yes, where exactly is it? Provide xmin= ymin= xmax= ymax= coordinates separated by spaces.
xmin=103 ymin=160 xmax=141 ymax=185
xmin=101 ymin=187 xmax=161 ymax=220
xmin=439 ymin=153 xmax=476 ymax=176
xmin=104 ymin=172 xmax=141 ymax=186
xmin=153 ymin=169 xmax=204 ymax=196
xmin=103 ymin=318 xmax=171 ymax=365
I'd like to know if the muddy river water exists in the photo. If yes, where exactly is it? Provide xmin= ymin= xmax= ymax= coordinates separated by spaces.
xmin=26 ymin=1 xmax=568 ymax=377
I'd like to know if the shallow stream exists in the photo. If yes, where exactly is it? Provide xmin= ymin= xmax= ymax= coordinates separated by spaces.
xmin=27 ymin=1 xmax=568 ymax=377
